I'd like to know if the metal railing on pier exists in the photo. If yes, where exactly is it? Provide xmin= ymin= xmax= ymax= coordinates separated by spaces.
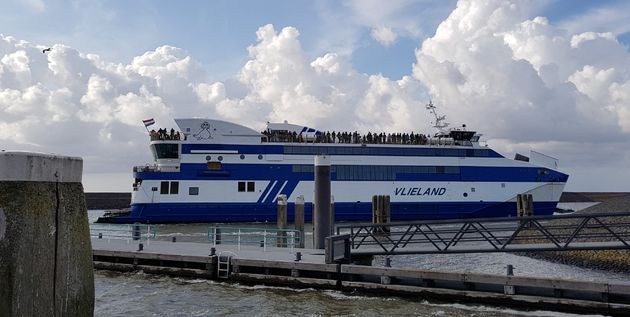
xmin=90 ymin=223 xmax=157 ymax=244
xmin=208 ymin=227 xmax=302 ymax=252
xmin=335 ymin=212 xmax=630 ymax=255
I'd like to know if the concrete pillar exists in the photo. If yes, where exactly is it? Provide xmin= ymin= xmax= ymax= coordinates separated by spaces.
xmin=313 ymin=155 xmax=331 ymax=249
xmin=516 ymin=194 xmax=525 ymax=217
xmin=526 ymin=194 xmax=534 ymax=217
xmin=372 ymin=195 xmax=391 ymax=235
xmin=294 ymin=195 xmax=305 ymax=248
xmin=277 ymin=194 xmax=287 ymax=247
xmin=0 ymin=151 xmax=94 ymax=316
xmin=329 ymin=195 xmax=335 ymax=237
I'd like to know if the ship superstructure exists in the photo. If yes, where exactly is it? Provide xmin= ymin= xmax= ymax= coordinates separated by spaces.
xmin=103 ymin=103 xmax=568 ymax=223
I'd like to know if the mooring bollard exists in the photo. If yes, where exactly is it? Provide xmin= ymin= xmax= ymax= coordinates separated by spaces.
xmin=0 ymin=151 xmax=94 ymax=316
xmin=98 ymin=232 xmax=103 ymax=239
xmin=138 ymin=243 xmax=144 ymax=251
xmin=295 ymin=252 xmax=302 ymax=262
xmin=172 ymin=236 xmax=177 ymax=243
xmin=210 ymin=247 xmax=216 ymax=256
xmin=385 ymin=257 xmax=391 ymax=268
xmin=504 ymin=264 xmax=516 ymax=295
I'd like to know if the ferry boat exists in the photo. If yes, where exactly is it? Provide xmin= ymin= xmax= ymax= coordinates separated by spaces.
xmin=99 ymin=102 xmax=569 ymax=223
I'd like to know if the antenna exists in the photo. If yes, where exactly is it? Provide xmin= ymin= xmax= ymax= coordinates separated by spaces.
xmin=425 ymin=100 xmax=449 ymax=134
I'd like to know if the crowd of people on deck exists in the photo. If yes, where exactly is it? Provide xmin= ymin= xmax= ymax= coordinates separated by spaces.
xmin=150 ymin=128 xmax=183 ymax=141
xmin=261 ymin=130 xmax=430 ymax=145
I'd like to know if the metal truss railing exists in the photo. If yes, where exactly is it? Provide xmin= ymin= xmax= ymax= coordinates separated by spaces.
xmin=335 ymin=212 xmax=630 ymax=255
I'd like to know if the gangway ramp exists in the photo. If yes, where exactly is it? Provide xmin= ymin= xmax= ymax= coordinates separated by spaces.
xmin=333 ymin=212 xmax=630 ymax=257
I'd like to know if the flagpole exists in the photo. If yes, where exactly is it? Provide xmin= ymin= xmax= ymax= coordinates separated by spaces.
xmin=143 ymin=118 xmax=155 ymax=135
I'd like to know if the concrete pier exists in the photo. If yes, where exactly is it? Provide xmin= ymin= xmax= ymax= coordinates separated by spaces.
xmin=0 ymin=151 xmax=94 ymax=316
xmin=91 ymin=239 xmax=630 ymax=316
xmin=313 ymin=155 xmax=331 ymax=249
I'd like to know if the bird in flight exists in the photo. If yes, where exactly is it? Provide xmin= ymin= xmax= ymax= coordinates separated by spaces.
xmin=42 ymin=47 xmax=52 ymax=54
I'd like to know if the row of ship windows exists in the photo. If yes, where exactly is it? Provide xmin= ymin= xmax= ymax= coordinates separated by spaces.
xmin=284 ymin=146 xmax=492 ymax=157
xmin=292 ymin=165 xmax=461 ymax=181
xmin=159 ymin=181 xmax=256 ymax=195
xmin=159 ymin=145 xmax=494 ymax=160
xmin=160 ymin=181 xmax=199 ymax=195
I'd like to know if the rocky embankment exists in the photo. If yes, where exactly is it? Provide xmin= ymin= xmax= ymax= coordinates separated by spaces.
xmin=524 ymin=194 xmax=630 ymax=273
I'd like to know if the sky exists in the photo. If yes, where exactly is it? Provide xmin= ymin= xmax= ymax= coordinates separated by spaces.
xmin=1 ymin=0 xmax=630 ymax=192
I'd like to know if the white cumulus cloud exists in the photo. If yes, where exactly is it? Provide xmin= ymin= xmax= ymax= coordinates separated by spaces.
xmin=413 ymin=0 xmax=630 ymax=190
xmin=371 ymin=26 xmax=398 ymax=47
xmin=2 ymin=0 xmax=630 ymax=192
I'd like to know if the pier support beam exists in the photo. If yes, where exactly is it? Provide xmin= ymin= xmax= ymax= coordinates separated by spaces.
xmin=372 ymin=195 xmax=391 ymax=236
xmin=313 ymin=155 xmax=331 ymax=249
xmin=0 ymin=151 xmax=94 ymax=316
xmin=294 ymin=195 xmax=305 ymax=248
xmin=330 ymin=195 xmax=335 ymax=237
xmin=277 ymin=194 xmax=288 ymax=247
xmin=517 ymin=194 xmax=534 ymax=217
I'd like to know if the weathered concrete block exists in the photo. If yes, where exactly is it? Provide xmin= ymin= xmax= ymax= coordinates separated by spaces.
xmin=0 ymin=151 xmax=94 ymax=316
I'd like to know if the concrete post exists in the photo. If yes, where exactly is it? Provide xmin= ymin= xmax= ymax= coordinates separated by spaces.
xmin=0 ymin=151 xmax=94 ymax=316
xmin=313 ymin=155 xmax=331 ymax=249
xmin=525 ymin=194 xmax=534 ymax=217
xmin=277 ymin=194 xmax=287 ymax=247
xmin=329 ymin=195 xmax=335 ymax=237
xmin=294 ymin=195 xmax=305 ymax=248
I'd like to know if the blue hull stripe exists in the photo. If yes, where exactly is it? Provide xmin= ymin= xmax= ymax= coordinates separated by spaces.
xmin=180 ymin=143 xmax=503 ymax=158
xmin=264 ymin=180 xmax=285 ymax=203
xmin=272 ymin=181 xmax=288 ymax=203
xmin=257 ymin=181 xmax=275 ymax=203
xmin=102 ymin=201 xmax=559 ymax=224
xmin=279 ymin=179 xmax=299 ymax=199
xmin=260 ymin=180 xmax=277 ymax=203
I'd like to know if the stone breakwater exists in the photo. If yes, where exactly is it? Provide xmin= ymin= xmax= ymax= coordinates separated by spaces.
xmin=524 ymin=194 xmax=630 ymax=273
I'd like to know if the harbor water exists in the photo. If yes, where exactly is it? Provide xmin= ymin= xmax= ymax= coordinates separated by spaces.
xmin=90 ymin=208 xmax=625 ymax=317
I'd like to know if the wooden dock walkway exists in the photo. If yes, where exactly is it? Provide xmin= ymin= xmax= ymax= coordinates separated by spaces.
xmin=92 ymin=239 xmax=630 ymax=316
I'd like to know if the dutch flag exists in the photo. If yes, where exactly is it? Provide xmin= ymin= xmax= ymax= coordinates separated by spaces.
xmin=142 ymin=118 xmax=155 ymax=127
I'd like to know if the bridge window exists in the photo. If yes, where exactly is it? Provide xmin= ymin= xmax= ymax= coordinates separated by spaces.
xmin=247 ymin=181 xmax=255 ymax=192
xmin=152 ymin=143 xmax=179 ymax=159
xmin=160 ymin=181 xmax=169 ymax=194
xmin=189 ymin=187 xmax=199 ymax=195
xmin=238 ymin=181 xmax=246 ymax=192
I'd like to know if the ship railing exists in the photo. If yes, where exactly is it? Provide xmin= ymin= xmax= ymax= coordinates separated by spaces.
xmin=133 ymin=165 xmax=158 ymax=172
xmin=90 ymin=223 xmax=157 ymax=245
xmin=207 ymin=227 xmax=302 ymax=252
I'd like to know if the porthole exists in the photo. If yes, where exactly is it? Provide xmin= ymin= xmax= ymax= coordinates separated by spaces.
xmin=463 ymin=192 xmax=468 ymax=197
xmin=218 ymin=156 xmax=223 ymax=161
xmin=240 ymin=154 xmax=245 ymax=160
xmin=258 ymin=154 xmax=263 ymax=160
xmin=205 ymin=155 xmax=211 ymax=161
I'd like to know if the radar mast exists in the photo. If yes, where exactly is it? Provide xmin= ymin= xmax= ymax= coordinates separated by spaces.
xmin=426 ymin=100 xmax=450 ymax=136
